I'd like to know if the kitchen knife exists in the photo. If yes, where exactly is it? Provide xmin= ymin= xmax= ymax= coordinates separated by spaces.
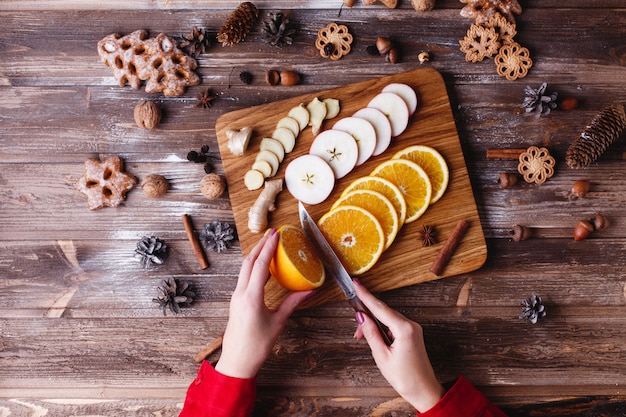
xmin=298 ymin=201 xmax=393 ymax=346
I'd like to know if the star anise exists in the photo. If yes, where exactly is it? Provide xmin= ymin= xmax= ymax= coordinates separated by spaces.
xmin=416 ymin=225 xmax=437 ymax=246
xmin=196 ymin=89 xmax=217 ymax=109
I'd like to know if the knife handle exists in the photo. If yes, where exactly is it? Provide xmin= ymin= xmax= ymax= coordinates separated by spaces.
xmin=350 ymin=297 xmax=393 ymax=346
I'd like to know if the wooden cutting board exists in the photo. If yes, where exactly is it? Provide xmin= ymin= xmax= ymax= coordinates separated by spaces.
xmin=216 ymin=68 xmax=487 ymax=309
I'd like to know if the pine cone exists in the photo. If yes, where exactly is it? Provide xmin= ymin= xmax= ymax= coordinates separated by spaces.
xmin=180 ymin=26 xmax=211 ymax=57
xmin=519 ymin=295 xmax=546 ymax=324
xmin=134 ymin=236 xmax=168 ymax=268
xmin=153 ymin=277 xmax=195 ymax=316
xmin=217 ymin=2 xmax=259 ymax=47
xmin=261 ymin=12 xmax=295 ymax=48
xmin=522 ymin=83 xmax=558 ymax=117
xmin=565 ymin=103 xmax=626 ymax=169
xmin=200 ymin=220 xmax=237 ymax=253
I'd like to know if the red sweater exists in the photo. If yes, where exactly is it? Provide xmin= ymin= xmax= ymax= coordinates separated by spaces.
xmin=180 ymin=361 xmax=508 ymax=417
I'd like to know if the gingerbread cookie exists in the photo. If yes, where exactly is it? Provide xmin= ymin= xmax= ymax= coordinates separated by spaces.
xmin=459 ymin=24 xmax=500 ymax=63
xmin=315 ymin=23 xmax=353 ymax=61
xmin=495 ymin=41 xmax=533 ymax=80
xmin=76 ymin=156 xmax=137 ymax=210
xmin=97 ymin=30 xmax=201 ymax=96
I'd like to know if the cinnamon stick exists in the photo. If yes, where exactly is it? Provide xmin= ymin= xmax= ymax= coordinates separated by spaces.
xmin=194 ymin=333 xmax=224 ymax=363
xmin=429 ymin=219 xmax=470 ymax=276
xmin=486 ymin=148 xmax=526 ymax=159
xmin=182 ymin=214 xmax=209 ymax=269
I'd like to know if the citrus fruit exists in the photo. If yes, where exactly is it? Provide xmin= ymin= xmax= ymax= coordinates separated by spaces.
xmin=341 ymin=176 xmax=407 ymax=225
xmin=393 ymin=145 xmax=449 ymax=203
xmin=318 ymin=205 xmax=385 ymax=276
xmin=269 ymin=225 xmax=326 ymax=291
xmin=331 ymin=189 xmax=399 ymax=250
xmin=370 ymin=159 xmax=432 ymax=223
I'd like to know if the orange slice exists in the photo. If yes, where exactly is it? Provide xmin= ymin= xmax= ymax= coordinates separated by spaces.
xmin=341 ymin=176 xmax=407 ymax=225
xmin=331 ymin=189 xmax=399 ymax=250
xmin=370 ymin=159 xmax=432 ymax=223
xmin=318 ymin=205 xmax=385 ymax=276
xmin=269 ymin=225 xmax=326 ymax=291
xmin=393 ymin=145 xmax=449 ymax=203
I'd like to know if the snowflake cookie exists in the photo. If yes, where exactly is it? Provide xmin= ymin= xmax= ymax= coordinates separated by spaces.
xmin=459 ymin=24 xmax=500 ymax=62
xmin=518 ymin=146 xmax=555 ymax=184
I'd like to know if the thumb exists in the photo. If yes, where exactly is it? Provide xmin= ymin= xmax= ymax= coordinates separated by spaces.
xmin=356 ymin=312 xmax=389 ymax=358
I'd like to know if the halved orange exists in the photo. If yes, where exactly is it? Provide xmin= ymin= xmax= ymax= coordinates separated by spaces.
xmin=269 ymin=225 xmax=326 ymax=291
xmin=318 ymin=205 xmax=385 ymax=276
xmin=370 ymin=159 xmax=432 ymax=223
xmin=341 ymin=176 xmax=407 ymax=225
xmin=331 ymin=189 xmax=399 ymax=250
xmin=393 ymin=145 xmax=449 ymax=203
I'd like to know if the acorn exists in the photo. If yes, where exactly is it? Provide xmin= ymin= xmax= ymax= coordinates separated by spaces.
xmin=510 ymin=224 xmax=532 ymax=241
xmin=265 ymin=69 xmax=280 ymax=86
xmin=279 ymin=70 xmax=300 ymax=86
xmin=571 ymin=180 xmax=590 ymax=197
xmin=573 ymin=220 xmax=594 ymax=241
xmin=376 ymin=37 xmax=393 ymax=55
xmin=498 ymin=172 xmax=518 ymax=189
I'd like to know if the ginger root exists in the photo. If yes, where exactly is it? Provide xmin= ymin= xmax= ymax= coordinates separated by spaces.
xmin=248 ymin=179 xmax=283 ymax=234
xmin=226 ymin=126 xmax=253 ymax=156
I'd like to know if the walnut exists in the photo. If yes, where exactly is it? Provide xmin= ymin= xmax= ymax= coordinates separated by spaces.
xmin=134 ymin=100 xmax=162 ymax=129
xmin=141 ymin=174 xmax=169 ymax=198
xmin=200 ymin=173 xmax=226 ymax=200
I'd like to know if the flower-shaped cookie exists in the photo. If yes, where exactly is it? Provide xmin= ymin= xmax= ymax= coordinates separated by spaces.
xmin=495 ymin=41 xmax=532 ymax=80
xmin=518 ymin=146 xmax=555 ymax=184
xmin=459 ymin=24 xmax=500 ymax=63
xmin=76 ymin=156 xmax=137 ymax=210
xmin=315 ymin=22 xmax=353 ymax=61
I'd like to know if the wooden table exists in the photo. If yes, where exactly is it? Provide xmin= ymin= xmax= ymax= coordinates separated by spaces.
xmin=1 ymin=1 xmax=625 ymax=415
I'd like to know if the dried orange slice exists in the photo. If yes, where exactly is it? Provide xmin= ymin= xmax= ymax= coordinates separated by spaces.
xmin=269 ymin=225 xmax=326 ymax=291
xmin=341 ymin=176 xmax=407 ymax=225
xmin=331 ymin=189 xmax=399 ymax=250
xmin=370 ymin=159 xmax=432 ymax=223
xmin=318 ymin=205 xmax=384 ymax=276
xmin=393 ymin=145 xmax=449 ymax=203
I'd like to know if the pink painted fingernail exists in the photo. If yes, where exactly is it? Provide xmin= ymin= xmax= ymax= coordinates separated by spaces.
xmin=353 ymin=278 xmax=362 ymax=286
xmin=269 ymin=228 xmax=277 ymax=236
xmin=355 ymin=311 xmax=366 ymax=325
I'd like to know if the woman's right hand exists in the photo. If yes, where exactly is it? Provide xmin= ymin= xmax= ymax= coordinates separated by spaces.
xmin=353 ymin=280 xmax=445 ymax=413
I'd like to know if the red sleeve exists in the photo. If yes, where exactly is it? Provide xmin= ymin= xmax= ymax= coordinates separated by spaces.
xmin=417 ymin=376 xmax=508 ymax=417
xmin=179 ymin=361 xmax=257 ymax=417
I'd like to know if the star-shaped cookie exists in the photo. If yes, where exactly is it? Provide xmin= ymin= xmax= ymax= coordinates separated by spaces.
xmin=76 ymin=156 xmax=136 ymax=210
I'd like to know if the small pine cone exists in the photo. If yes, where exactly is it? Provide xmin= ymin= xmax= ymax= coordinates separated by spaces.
xmin=566 ymin=103 xmax=626 ymax=169
xmin=134 ymin=236 xmax=168 ymax=268
xmin=519 ymin=295 xmax=546 ymax=324
xmin=200 ymin=220 xmax=237 ymax=253
xmin=217 ymin=2 xmax=259 ymax=47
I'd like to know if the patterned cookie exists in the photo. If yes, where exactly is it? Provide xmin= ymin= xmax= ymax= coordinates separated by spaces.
xmin=97 ymin=30 xmax=200 ymax=96
xmin=76 ymin=156 xmax=137 ymax=210
xmin=315 ymin=23 xmax=353 ymax=61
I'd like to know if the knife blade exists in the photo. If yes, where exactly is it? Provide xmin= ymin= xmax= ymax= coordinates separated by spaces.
xmin=298 ymin=201 xmax=393 ymax=346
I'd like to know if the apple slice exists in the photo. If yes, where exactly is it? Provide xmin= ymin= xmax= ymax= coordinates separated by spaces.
xmin=307 ymin=97 xmax=328 ymax=136
xmin=353 ymin=107 xmax=392 ymax=156
xmin=332 ymin=117 xmax=377 ymax=165
xmin=367 ymin=92 xmax=410 ymax=137
xmin=309 ymin=129 xmax=359 ymax=179
xmin=260 ymin=138 xmax=285 ymax=162
xmin=285 ymin=154 xmax=336 ymax=205
xmin=276 ymin=116 xmax=301 ymax=137
xmin=382 ymin=83 xmax=418 ymax=115
xmin=272 ymin=127 xmax=296 ymax=153
xmin=287 ymin=104 xmax=310 ymax=131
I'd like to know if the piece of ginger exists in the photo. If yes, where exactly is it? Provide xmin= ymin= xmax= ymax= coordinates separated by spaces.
xmin=248 ymin=179 xmax=283 ymax=234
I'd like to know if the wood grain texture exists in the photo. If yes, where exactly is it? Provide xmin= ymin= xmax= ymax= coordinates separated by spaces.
xmin=1 ymin=1 xmax=626 ymax=415
xmin=216 ymin=68 xmax=487 ymax=308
